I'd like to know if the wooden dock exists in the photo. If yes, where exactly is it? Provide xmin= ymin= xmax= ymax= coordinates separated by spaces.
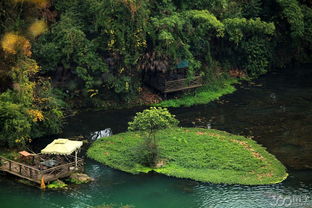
xmin=144 ymin=73 xmax=203 ymax=95
xmin=163 ymin=76 xmax=203 ymax=93
xmin=0 ymin=156 xmax=84 ymax=183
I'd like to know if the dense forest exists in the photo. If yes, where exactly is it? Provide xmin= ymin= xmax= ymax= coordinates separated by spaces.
xmin=0 ymin=0 xmax=311 ymax=148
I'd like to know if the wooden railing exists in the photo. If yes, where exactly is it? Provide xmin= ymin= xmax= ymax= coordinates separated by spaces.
xmin=0 ymin=156 xmax=41 ymax=182
xmin=164 ymin=76 xmax=203 ymax=93
xmin=0 ymin=156 xmax=84 ymax=183
xmin=41 ymin=159 xmax=84 ymax=180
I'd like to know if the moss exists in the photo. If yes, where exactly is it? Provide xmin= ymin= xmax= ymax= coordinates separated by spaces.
xmin=47 ymin=180 xmax=68 ymax=189
xmin=87 ymin=128 xmax=288 ymax=185
xmin=68 ymin=177 xmax=84 ymax=185
xmin=68 ymin=173 xmax=94 ymax=184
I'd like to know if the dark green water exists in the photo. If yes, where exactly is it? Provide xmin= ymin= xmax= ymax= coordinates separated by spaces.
xmin=0 ymin=160 xmax=311 ymax=208
xmin=1 ymin=66 xmax=312 ymax=208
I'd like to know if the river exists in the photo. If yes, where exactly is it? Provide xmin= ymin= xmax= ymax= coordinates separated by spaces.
xmin=0 ymin=65 xmax=311 ymax=208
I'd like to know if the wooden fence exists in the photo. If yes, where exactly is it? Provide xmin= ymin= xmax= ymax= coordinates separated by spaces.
xmin=163 ymin=76 xmax=203 ymax=93
xmin=0 ymin=156 xmax=83 ymax=183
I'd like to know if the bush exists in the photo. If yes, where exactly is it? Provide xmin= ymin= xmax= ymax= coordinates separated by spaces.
xmin=0 ymin=99 xmax=31 ymax=147
xmin=128 ymin=107 xmax=179 ymax=167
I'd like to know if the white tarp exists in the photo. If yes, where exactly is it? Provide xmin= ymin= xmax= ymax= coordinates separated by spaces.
xmin=41 ymin=139 xmax=83 ymax=155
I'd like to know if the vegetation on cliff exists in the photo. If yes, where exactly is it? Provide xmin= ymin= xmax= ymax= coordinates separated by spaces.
xmin=1 ymin=0 xmax=311 ymax=146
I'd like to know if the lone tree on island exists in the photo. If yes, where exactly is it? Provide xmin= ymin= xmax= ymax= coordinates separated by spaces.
xmin=128 ymin=107 xmax=179 ymax=167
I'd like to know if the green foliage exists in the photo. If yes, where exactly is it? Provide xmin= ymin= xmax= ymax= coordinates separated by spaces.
xmin=224 ymin=18 xmax=275 ymax=44
xmin=241 ymin=0 xmax=262 ymax=18
xmin=0 ymin=1 xmax=64 ymax=148
xmin=34 ymin=12 xmax=108 ymax=89
xmin=297 ymin=5 xmax=312 ymax=62
xmin=222 ymin=18 xmax=274 ymax=77
xmin=241 ymin=37 xmax=272 ymax=77
xmin=0 ymin=96 xmax=31 ymax=147
xmin=276 ymin=0 xmax=304 ymax=39
xmin=47 ymin=180 xmax=68 ymax=189
xmin=184 ymin=10 xmax=225 ymax=37
xmin=301 ymin=5 xmax=312 ymax=44
xmin=0 ymin=88 xmax=64 ymax=148
xmin=271 ymin=0 xmax=311 ymax=66
xmin=33 ymin=0 xmax=150 ymax=101
xmin=0 ymin=57 xmax=64 ymax=147
xmin=33 ymin=0 xmax=281 ymax=104
xmin=87 ymin=128 xmax=288 ymax=185
xmin=128 ymin=107 xmax=179 ymax=134
xmin=31 ymin=0 xmax=307 ymax=108
xmin=150 ymin=12 xmax=197 ymax=72
xmin=1 ymin=0 xmax=312 ymax=149
xmin=174 ymin=0 xmax=239 ymax=18
xmin=150 ymin=9 xmax=225 ymax=78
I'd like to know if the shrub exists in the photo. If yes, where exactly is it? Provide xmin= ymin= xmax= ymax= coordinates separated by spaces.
xmin=128 ymin=107 xmax=179 ymax=167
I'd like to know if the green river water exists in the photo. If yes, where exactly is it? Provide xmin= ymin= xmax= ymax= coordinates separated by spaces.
xmin=0 ymin=66 xmax=311 ymax=208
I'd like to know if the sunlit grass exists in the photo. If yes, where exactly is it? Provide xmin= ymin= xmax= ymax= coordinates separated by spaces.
xmin=87 ymin=128 xmax=288 ymax=185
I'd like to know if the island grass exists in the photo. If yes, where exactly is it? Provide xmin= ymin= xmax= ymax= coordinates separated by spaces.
xmin=154 ymin=77 xmax=239 ymax=108
xmin=87 ymin=128 xmax=288 ymax=185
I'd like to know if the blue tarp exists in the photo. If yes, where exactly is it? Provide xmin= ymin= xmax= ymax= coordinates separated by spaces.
xmin=176 ymin=60 xmax=189 ymax=69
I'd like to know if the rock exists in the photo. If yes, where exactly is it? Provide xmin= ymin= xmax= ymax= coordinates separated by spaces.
xmin=69 ymin=173 xmax=94 ymax=184
xmin=155 ymin=159 xmax=166 ymax=168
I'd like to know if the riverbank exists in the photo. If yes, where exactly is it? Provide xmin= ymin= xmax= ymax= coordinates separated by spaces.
xmin=87 ymin=127 xmax=288 ymax=185
xmin=155 ymin=77 xmax=239 ymax=108
xmin=69 ymin=75 xmax=240 ymax=111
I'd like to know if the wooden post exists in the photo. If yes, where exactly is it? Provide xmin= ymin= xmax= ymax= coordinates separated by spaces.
xmin=40 ymin=176 xmax=46 ymax=189
xmin=75 ymin=150 xmax=78 ymax=170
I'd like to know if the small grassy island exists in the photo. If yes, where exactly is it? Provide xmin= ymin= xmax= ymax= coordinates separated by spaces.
xmin=88 ymin=110 xmax=288 ymax=185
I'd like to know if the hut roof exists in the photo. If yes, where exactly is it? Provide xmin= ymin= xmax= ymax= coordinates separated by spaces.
xmin=176 ymin=60 xmax=189 ymax=69
xmin=41 ymin=139 xmax=83 ymax=155
xmin=19 ymin=151 xmax=33 ymax=157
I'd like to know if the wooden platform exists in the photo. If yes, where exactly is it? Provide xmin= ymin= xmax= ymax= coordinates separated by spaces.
xmin=144 ymin=74 xmax=203 ymax=94
xmin=0 ymin=156 xmax=84 ymax=183
xmin=163 ymin=76 xmax=203 ymax=93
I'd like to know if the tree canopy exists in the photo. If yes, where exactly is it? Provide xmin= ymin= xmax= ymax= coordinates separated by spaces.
xmin=0 ymin=0 xmax=311 ymax=147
